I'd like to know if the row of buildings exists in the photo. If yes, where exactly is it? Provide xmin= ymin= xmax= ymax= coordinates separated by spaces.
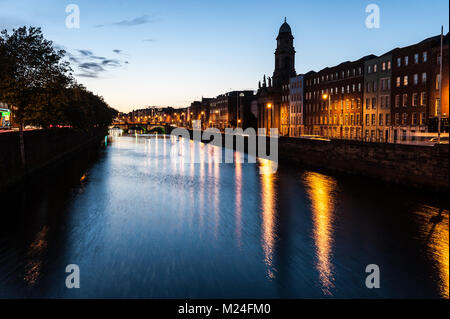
xmin=121 ymin=20 xmax=449 ymax=143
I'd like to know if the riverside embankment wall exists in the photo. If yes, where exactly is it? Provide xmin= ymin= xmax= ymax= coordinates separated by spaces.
xmin=184 ymin=129 xmax=449 ymax=192
xmin=0 ymin=128 xmax=106 ymax=191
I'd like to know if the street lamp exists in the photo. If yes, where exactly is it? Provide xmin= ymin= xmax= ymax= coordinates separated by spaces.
xmin=266 ymin=103 xmax=272 ymax=136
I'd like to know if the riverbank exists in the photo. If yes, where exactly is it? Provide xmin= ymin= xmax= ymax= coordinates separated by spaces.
xmin=183 ymin=129 xmax=449 ymax=193
xmin=0 ymin=128 xmax=107 ymax=192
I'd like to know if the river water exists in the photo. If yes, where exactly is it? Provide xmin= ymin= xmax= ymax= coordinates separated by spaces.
xmin=0 ymin=134 xmax=448 ymax=298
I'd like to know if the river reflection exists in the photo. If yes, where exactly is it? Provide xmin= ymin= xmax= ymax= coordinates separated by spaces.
xmin=259 ymin=158 xmax=277 ymax=280
xmin=304 ymin=172 xmax=337 ymax=295
xmin=0 ymin=134 xmax=448 ymax=298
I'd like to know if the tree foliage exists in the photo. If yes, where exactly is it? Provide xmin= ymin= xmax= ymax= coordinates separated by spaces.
xmin=0 ymin=26 xmax=117 ymax=129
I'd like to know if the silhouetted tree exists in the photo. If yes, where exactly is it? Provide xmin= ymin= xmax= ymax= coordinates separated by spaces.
xmin=0 ymin=26 xmax=117 ymax=129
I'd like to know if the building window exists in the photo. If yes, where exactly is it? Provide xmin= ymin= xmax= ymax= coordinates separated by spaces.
xmin=366 ymin=98 xmax=370 ymax=109
xmin=422 ymin=72 xmax=427 ymax=83
xmin=396 ymin=77 xmax=401 ymax=87
xmin=402 ymin=113 xmax=408 ymax=125
xmin=402 ymin=94 xmax=408 ymax=107
xmin=366 ymin=114 xmax=370 ymax=125
xmin=395 ymin=95 xmax=400 ymax=107
xmin=371 ymin=114 xmax=376 ymax=125
xmin=420 ymin=112 xmax=425 ymax=125
xmin=379 ymin=114 xmax=383 ymax=126
xmin=397 ymin=57 xmax=401 ymax=67
xmin=373 ymin=81 xmax=377 ymax=91
xmin=412 ymin=93 xmax=418 ymax=106
xmin=404 ymin=56 xmax=409 ymax=66
xmin=420 ymin=92 xmax=427 ymax=106
xmin=423 ymin=51 xmax=428 ymax=62
xmin=372 ymin=97 xmax=377 ymax=109
xmin=414 ymin=53 xmax=419 ymax=64
xmin=412 ymin=113 xmax=418 ymax=125
xmin=395 ymin=113 xmax=399 ymax=125
xmin=373 ymin=64 xmax=377 ymax=72
xmin=436 ymin=74 xmax=441 ymax=90
xmin=386 ymin=114 xmax=391 ymax=125
xmin=387 ymin=61 xmax=391 ymax=69
xmin=358 ymin=83 xmax=361 ymax=92
xmin=413 ymin=74 xmax=418 ymax=85
xmin=382 ymin=62 xmax=386 ymax=71
xmin=403 ymin=75 xmax=408 ymax=86
xmin=434 ymin=99 xmax=440 ymax=116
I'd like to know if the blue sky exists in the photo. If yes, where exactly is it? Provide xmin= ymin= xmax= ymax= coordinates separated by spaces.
xmin=1 ymin=0 xmax=448 ymax=112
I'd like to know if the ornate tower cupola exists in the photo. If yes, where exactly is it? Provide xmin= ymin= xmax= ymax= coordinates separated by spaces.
xmin=272 ymin=18 xmax=296 ymax=88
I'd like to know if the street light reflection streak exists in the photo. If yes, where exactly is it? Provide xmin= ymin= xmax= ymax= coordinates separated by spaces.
xmin=213 ymin=150 xmax=220 ymax=239
xmin=419 ymin=205 xmax=449 ymax=298
xmin=235 ymin=152 xmax=243 ymax=247
xmin=304 ymin=172 xmax=337 ymax=296
xmin=259 ymin=158 xmax=277 ymax=279
xmin=24 ymin=225 xmax=49 ymax=287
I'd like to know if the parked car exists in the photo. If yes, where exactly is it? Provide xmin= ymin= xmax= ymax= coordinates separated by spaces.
xmin=428 ymin=136 xmax=449 ymax=144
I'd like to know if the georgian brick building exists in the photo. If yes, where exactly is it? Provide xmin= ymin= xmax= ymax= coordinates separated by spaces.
xmin=391 ymin=36 xmax=437 ymax=141
xmin=304 ymin=55 xmax=375 ymax=139
xmin=363 ymin=53 xmax=393 ymax=142
xmin=289 ymin=74 xmax=304 ymax=136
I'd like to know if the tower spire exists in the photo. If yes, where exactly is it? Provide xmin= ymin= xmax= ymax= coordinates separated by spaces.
xmin=284 ymin=17 xmax=286 ymax=23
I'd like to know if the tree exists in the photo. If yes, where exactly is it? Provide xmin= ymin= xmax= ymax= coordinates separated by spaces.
xmin=0 ymin=26 xmax=117 ymax=129
xmin=0 ymin=26 xmax=71 ymax=128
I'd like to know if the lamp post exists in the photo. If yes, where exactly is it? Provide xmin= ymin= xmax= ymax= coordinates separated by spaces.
xmin=438 ymin=25 xmax=443 ymax=144
xmin=267 ymin=102 xmax=272 ymax=136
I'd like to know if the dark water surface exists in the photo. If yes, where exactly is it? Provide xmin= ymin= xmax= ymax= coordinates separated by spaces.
xmin=0 ymin=135 xmax=448 ymax=298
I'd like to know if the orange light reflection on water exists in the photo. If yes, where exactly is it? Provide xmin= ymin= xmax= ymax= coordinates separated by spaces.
xmin=259 ymin=158 xmax=277 ymax=279
xmin=304 ymin=172 xmax=337 ymax=296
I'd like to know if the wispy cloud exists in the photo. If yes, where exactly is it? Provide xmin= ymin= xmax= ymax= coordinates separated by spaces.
xmin=143 ymin=38 xmax=155 ymax=42
xmin=95 ymin=14 xmax=157 ymax=28
xmin=65 ymin=48 xmax=129 ymax=78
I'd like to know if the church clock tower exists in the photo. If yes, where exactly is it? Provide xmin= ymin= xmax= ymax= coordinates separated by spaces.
xmin=272 ymin=18 xmax=296 ymax=88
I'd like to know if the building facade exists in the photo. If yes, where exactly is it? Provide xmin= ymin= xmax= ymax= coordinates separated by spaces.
xmin=363 ymin=53 xmax=393 ymax=142
xmin=304 ymin=55 xmax=374 ymax=139
xmin=289 ymin=74 xmax=304 ymax=137
xmin=390 ymin=36 xmax=438 ymax=142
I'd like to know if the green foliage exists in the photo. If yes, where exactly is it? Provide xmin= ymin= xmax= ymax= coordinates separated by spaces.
xmin=0 ymin=26 xmax=117 ymax=129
